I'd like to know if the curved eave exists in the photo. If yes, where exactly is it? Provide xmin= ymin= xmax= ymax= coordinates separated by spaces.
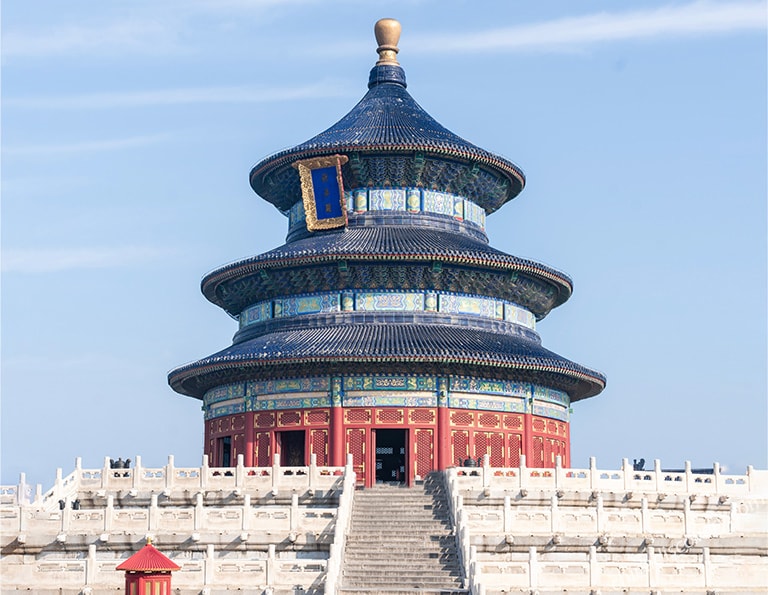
xmin=200 ymin=228 xmax=573 ymax=314
xmin=168 ymin=325 xmax=605 ymax=401
xmin=250 ymin=144 xmax=525 ymax=214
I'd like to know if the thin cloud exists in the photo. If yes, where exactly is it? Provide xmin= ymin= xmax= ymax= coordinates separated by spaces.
xmin=4 ymin=81 xmax=353 ymax=110
xmin=408 ymin=1 xmax=766 ymax=54
xmin=2 ymin=133 xmax=171 ymax=155
xmin=2 ymin=20 xmax=181 ymax=57
xmin=2 ymin=246 xmax=179 ymax=274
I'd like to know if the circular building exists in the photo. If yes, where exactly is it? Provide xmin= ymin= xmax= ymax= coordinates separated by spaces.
xmin=168 ymin=19 xmax=605 ymax=487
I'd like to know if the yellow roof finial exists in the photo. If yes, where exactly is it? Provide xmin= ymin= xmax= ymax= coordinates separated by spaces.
xmin=375 ymin=18 xmax=401 ymax=66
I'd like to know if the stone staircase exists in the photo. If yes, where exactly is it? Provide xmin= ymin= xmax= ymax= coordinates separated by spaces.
xmin=339 ymin=473 xmax=467 ymax=594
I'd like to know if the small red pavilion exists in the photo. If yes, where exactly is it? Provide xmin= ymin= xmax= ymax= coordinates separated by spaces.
xmin=116 ymin=538 xmax=180 ymax=595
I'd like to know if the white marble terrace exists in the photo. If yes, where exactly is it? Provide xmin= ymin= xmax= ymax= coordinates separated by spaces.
xmin=1 ymin=455 xmax=766 ymax=594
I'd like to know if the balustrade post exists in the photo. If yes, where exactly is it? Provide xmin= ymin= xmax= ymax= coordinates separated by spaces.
xmin=621 ymin=458 xmax=631 ymax=491
xmin=165 ymin=455 xmax=175 ymax=491
xmin=204 ymin=543 xmax=215 ymax=588
xmin=596 ymin=493 xmax=604 ymax=534
xmin=683 ymin=494 xmax=691 ymax=536
xmin=201 ymin=454 xmax=209 ymax=491
xmin=105 ymin=495 xmax=114 ymax=532
xmin=290 ymin=493 xmax=299 ymax=533
xmin=133 ymin=455 xmax=142 ymax=489
xmin=272 ymin=454 xmax=280 ymax=496
xmin=747 ymin=465 xmax=755 ymax=492
xmin=194 ymin=492 xmax=204 ymax=531
xmin=589 ymin=456 xmax=597 ymax=490
xmin=641 ymin=496 xmax=649 ymax=535
xmin=242 ymin=494 xmax=251 ymax=531
xmin=712 ymin=461 xmax=722 ymax=493
xmin=54 ymin=467 xmax=63 ymax=502
xmin=149 ymin=494 xmax=159 ymax=532
xmin=519 ymin=455 xmax=527 ymax=492
xmin=266 ymin=543 xmax=276 ymax=591
xmin=86 ymin=543 xmax=96 ymax=586
xmin=34 ymin=484 xmax=42 ymax=505
xmin=654 ymin=458 xmax=662 ymax=492
xmin=550 ymin=494 xmax=558 ymax=534
xmin=528 ymin=546 xmax=537 ymax=591
xmin=482 ymin=454 xmax=490 ymax=489
xmin=554 ymin=455 xmax=563 ymax=490
xmin=684 ymin=460 xmax=692 ymax=492
xmin=236 ymin=454 xmax=245 ymax=489
xmin=309 ymin=453 xmax=317 ymax=490
xmin=102 ymin=457 xmax=111 ymax=489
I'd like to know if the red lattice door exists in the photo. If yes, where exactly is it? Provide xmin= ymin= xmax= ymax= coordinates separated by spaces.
xmin=255 ymin=432 xmax=271 ymax=467
xmin=413 ymin=428 xmax=434 ymax=479
xmin=309 ymin=429 xmax=329 ymax=466
xmin=346 ymin=428 xmax=367 ymax=485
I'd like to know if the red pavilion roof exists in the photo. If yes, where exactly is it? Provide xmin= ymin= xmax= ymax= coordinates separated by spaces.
xmin=116 ymin=541 xmax=180 ymax=572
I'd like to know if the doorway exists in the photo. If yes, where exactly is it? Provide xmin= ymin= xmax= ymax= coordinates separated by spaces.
xmin=278 ymin=430 xmax=306 ymax=466
xmin=375 ymin=429 xmax=407 ymax=484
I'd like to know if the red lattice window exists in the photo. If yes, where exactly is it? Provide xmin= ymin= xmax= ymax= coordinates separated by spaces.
xmin=475 ymin=432 xmax=489 ymax=459
xmin=559 ymin=422 xmax=568 ymax=437
xmin=489 ymin=433 xmax=505 ymax=467
xmin=504 ymin=414 xmax=523 ymax=429
xmin=479 ymin=413 xmax=500 ymax=428
xmin=547 ymin=420 xmax=558 ymax=434
xmin=232 ymin=415 xmax=246 ymax=431
xmin=255 ymin=412 xmax=275 ymax=428
xmin=450 ymin=411 xmax=474 ymax=427
xmin=278 ymin=411 xmax=301 ymax=427
xmin=310 ymin=429 xmax=328 ymax=465
xmin=532 ymin=418 xmax=545 ymax=432
xmin=346 ymin=428 xmax=366 ymax=484
xmin=256 ymin=432 xmax=271 ymax=467
xmin=305 ymin=409 xmax=329 ymax=425
xmin=376 ymin=409 xmax=404 ymax=424
xmin=409 ymin=409 xmax=435 ymax=424
xmin=414 ymin=429 xmax=434 ymax=477
xmin=452 ymin=431 xmax=469 ymax=463
xmin=508 ymin=434 xmax=521 ymax=467
xmin=532 ymin=436 xmax=544 ymax=467
xmin=345 ymin=409 xmax=371 ymax=424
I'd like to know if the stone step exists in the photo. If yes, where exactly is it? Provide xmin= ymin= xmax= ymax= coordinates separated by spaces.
xmin=339 ymin=590 xmax=467 ymax=595
xmin=343 ymin=579 xmax=464 ymax=587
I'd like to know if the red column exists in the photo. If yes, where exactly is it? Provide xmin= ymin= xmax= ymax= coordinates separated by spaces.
xmin=436 ymin=377 xmax=451 ymax=470
xmin=330 ymin=406 xmax=344 ymax=466
xmin=244 ymin=411 xmax=254 ymax=467
xmin=523 ymin=414 xmax=534 ymax=465
xmin=330 ymin=376 xmax=344 ymax=467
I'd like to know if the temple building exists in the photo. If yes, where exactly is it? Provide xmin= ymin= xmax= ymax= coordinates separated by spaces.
xmin=168 ymin=18 xmax=605 ymax=487
xmin=3 ymin=19 xmax=765 ymax=595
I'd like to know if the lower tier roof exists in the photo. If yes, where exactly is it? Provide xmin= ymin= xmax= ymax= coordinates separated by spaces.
xmin=168 ymin=323 xmax=605 ymax=401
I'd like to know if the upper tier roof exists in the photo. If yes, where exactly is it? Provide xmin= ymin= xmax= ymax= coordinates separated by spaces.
xmin=249 ymin=29 xmax=525 ymax=214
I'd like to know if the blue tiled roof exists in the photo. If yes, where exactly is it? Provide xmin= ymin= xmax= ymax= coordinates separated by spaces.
xmin=168 ymin=323 xmax=605 ymax=401
xmin=249 ymin=64 xmax=525 ymax=213
xmin=201 ymin=226 xmax=572 ymax=313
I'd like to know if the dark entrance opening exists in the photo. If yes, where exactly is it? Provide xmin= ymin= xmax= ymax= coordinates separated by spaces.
xmin=375 ymin=429 xmax=406 ymax=484
xmin=278 ymin=431 xmax=305 ymax=466
xmin=218 ymin=436 xmax=232 ymax=467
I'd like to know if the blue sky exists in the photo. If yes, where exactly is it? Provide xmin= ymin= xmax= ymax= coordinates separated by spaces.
xmin=2 ymin=1 xmax=766 ymax=488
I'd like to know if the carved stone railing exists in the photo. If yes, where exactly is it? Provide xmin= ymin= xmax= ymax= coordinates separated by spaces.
xmin=0 ymin=453 xmax=346 ymax=511
xmin=445 ymin=456 xmax=767 ymax=595
xmin=449 ymin=456 xmax=766 ymax=497
xmin=323 ymin=454 xmax=356 ymax=595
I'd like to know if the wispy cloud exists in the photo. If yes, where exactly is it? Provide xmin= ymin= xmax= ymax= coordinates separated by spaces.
xmin=2 ymin=19 xmax=181 ymax=58
xmin=2 ymin=246 xmax=179 ymax=273
xmin=2 ymin=133 xmax=172 ymax=155
xmin=4 ymin=81 xmax=353 ymax=110
xmin=409 ymin=1 xmax=766 ymax=54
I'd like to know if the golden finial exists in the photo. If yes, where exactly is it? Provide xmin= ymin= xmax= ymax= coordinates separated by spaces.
xmin=374 ymin=18 xmax=401 ymax=65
